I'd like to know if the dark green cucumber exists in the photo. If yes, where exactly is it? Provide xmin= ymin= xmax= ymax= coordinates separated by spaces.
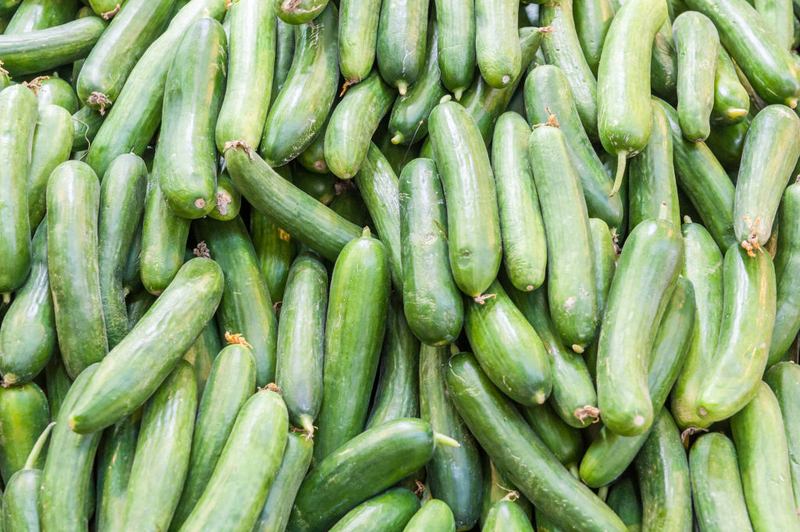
xmin=71 ymin=105 xmax=103 ymax=151
xmin=689 ymin=432 xmax=754 ymax=532
xmin=170 ymin=344 xmax=256 ymax=530
xmin=492 ymin=112 xmax=546 ymax=292
xmin=535 ymin=507 xmax=567 ymax=532
xmin=275 ymin=253 xmax=327 ymax=435
xmin=4 ymin=0 xmax=78 ymax=34
xmin=0 ymin=16 xmax=105 ymax=76
xmin=0 ymin=221 xmax=54 ymax=385
xmin=44 ymin=355 xmax=71 ymax=420
xmin=2 ymin=421 xmax=54 ymax=532
xmin=444 ymin=353 xmax=627 ymax=532
xmin=271 ymin=16 xmax=295 ymax=105
xmin=419 ymin=344 xmax=482 ymax=531
xmin=46 ymin=160 xmax=108 ymax=378
xmin=519 ymin=403 xmax=585 ymax=468
xmin=404 ymin=499 xmax=456 ymax=532
xmin=339 ymin=0 xmax=381 ymax=84
xmin=33 ymin=76 xmax=79 ymax=113
xmin=76 ymin=0 xmax=176 ymax=109
xmin=126 ymin=289 xmax=156 ymax=326
xmin=377 ymin=125 xmax=420 ymax=175
xmin=483 ymin=500 xmax=534 ymax=532
xmin=524 ymin=65 xmax=623 ymax=228
xmin=330 ymin=489 xmax=420 ymax=532
xmin=85 ymin=0 xmax=227 ymax=179
xmin=292 ymin=166 xmax=336 ymax=204
xmin=67 ymin=258 xmax=223 ymax=434
xmin=388 ymin=20 xmax=446 ymax=146
xmin=634 ymin=408 xmax=692 ymax=532
xmin=314 ymin=229 xmax=390 ymax=462
xmin=529 ymin=123 xmax=598 ymax=350
xmin=475 ymin=0 xmax=519 ymax=89
xmin=711 ymin=46 xmax=750 ymax=125
xmin=733 ymin=104 xmax=800 ymax=251
xmin=428 ymin=101 xmax=501 ymax=298
xmin=573 ymin=0 xmax=614 ymax=75
xmin=376 ymin=0 xmax=429 ymax=93
xmin=251 ymin=216 xmax=296 ymax=303
xmin=88 ymin=0 xmax=122 ymax=16
xmin=330 ymin=186 xmax=370 ymax=227
xmin=764 ymin=362 xmax=800 ymax=512
xmin=435 ymin=0 xmax=475 ymax=98
xmin=39 ymin=364 xmax=101 ymax=532
xmin=398 ymin=158 xmax=463 ymax=345
xmin=0 ymin=85 xmax=37 ymax=298
xmin=696 ymin=246 xmax=775 ymax=423
xmin=480 ymin=458 xmax=533 ymax=527
xmin=605 ymin=477 xmax=642 ymax=532
xmin=731 ymin=381 xmax=798 ymax=531
xmin=95 ymin=411 xmax=141 ymax=532
xmin=260 ymin=3 xmax=338 ymax=166
xmin=120 ymin=361 xmax=197 ymax=531
xmin=208 ymin=171 xmax=242 ymax=221
xmin=650 ymin=21 xmax=679 ymax=103
xmin=215 ymin=0 xmax=275 ymax=151
xmin=181 ymin=316 xmax=219 ymax=397
xmin=275 ymin=0 xmax=327 ymax=24
xmin=705 ymin=118 xmax=749 ymax=170
xmin=289 ymin=418 xmax=443 ymax=532
xmin=193 ymin=216 xmax=278 ymax=386
xmin=27 ymin=104 xmax=73 ymax=231
xmin=0 ymin=383 xmax=49 ymax=483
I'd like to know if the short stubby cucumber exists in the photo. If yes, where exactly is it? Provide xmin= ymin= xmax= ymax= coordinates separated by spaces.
xmin=403 ymin=499 xmax=456 ymax=532
xmin=475 ymin=0 xmax=520 ymax=89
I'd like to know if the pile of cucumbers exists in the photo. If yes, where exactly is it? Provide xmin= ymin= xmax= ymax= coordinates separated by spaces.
xmin=1 ymin=0 xmax=800 ymax=530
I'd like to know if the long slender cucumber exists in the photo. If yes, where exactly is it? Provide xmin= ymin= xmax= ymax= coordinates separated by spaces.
xmin=27 ymin=104 xmax=73 ymax=231
xmin=519 ymin=402 xmax=585 ymax=468
xmin=435 ymin=0 xmax=475 ymax=99
xmin=573 ymin=0 xmax=615 ymax=76
xmin=4 ymin=0 xmax=79 ymax=34
xmin=376 ymin=0 xmax=429 ymax=94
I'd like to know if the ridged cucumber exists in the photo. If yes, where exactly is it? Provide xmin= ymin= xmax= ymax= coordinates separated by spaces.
xmin=376 ymin=0 xmax=429 ymax=93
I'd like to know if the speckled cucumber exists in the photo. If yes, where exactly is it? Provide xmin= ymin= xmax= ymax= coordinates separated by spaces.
xmin=479 ymin=458 xmax=533 ymax=527
xmin=339 ymin=0 xmax=381 ymax=84
xmin=275 ymin=0 xmax=327 ymax=24
xmin=573 ymin=0 xmax=614 ymax=75
xmin=0 ymin=383 xmax=49 ymax=484
xmin=519 ymin=403 xmax=585 ymax=468
xmin=2 ymin=421 xmax=55 ymax=532
xmin=208 ymin=172 xmax=242 ymax=221
xmin=27 ymin=104 xmax=73 ymax=231
xmin=435 ymin=0 xmax=475 ymax=98
xmin=483 ymin=501 xmax=534 ymax=532
xmin=764 ymin=362 xmax=800 ymax=512
xmin=711 ymin=46 xmax=750 ymax=125
xmin=94 ymin=411 xmax=141 ymax=532
xmin=403 ymin=499 xmax=456 ymax=532
xmin=4 ymin=0 xmax=79 ymax=34
xmin=376 ymin=0 xmax=429 ymax=94
xmin=330 ymin=489 xmax=420 ymax=532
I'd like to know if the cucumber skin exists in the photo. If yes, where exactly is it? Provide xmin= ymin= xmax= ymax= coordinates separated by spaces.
xmin=67 ymin=258 xmax=223 ymax=434
xmin=428 ymin=101 xmax=501 ymax=298
xmin=46 ymin=161 xmax=108 ymax=379
xmin=0 ymin=85 xmax=37 ymax=296
xmin=482 ymin=500 xmax=534 ymax=532
xmin=34 ymin=77 xmax=79 ymax=114
xmin=479 ymin=458 xmax=533 ymax=527
xmin=338 ymin=0 xmax=381 ymax=84
xmin=573 ymin=0 xmax=614 ymax=76
xmin=519 ymin=403 xmax=585 ymax=468
xmin=208 ymin=171 xmax=242 ymax=221
xmin=292 ymin=166 xmax=336 ymax=205
xmin=712 ymin=46 xmax=750 ymax=125
xmin=605 ymin=478 xmax=642 ymax=532
xmin=330 ymin=187 xmax=369 ymax=227
xmin=3 ymin=467 xmax=44 ymax=532
xmin=764 ymin=362 xmax=800 ymax=513
xmin=0 ymin=384 xmax=49 ymax=484
xmin=4 ymin=0 xmax=79 ymax=34
xmin=329 ymin=489 xmax=420 ymax=532
xmin=44 ymin=356 xmax=71 ymax=421
xmin=689 ymin=433 xmax=754 ymax=532
xmin=435 ymin=0 xmax=475 ymax=97
xmin=95 ymin=412 xmax=141 ymax=532
xmin=475 ymin=0 xmax=519 ymax=89
xmin=251 ymin=212 xmax=296 ymax=304
xmin=706 ymin=119 xmax=749 ymax=170
xmin=275 ymin=0 xmax=327 ymax=24
xmin=71 ymin=105 xmax=103 ymax=152
xmin=271 ymin=17 xmax=295 ymax=104
xmin=376 ymin=0 xmax=429 ymax=92
xmin=404 ymin=499 xmax=456 ymax=532
xmin=193 ymin=216 xmax=278 ymax=387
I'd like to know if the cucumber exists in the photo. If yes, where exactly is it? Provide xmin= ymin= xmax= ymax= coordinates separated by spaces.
xmin=0 ymin=221 xmax=54 ymax=385
xmin=435 ymin=0 xmax=475 ymax=99
xmin=120 ymin=361 xmax=197 ymax=532
xmin=529 ymin=122 xmax=598 ymax=349
xmin=4 ymin=0 xmax=79 ymax=34
xmin=338 ymin=0 xmax=381 ymax=84
xmin=419 ymin=344 xmax=482 ymax=531
xmin=260 ymin=3 xmax=338 ymax=166
xmin=524 ymin=65 xmax=623 ymax=228
xmin=208 ymin=171 xmax=242 ymax=221
xmin=32 ymin=76 xmax=79 ymax=113
xmin=271 ymin=16 xmax=295 ymax=105
xmin=85 ymin=0 xmax=228 ymax=179
xmin=376 ymin=0 xmax=429 ymax=94
xmin=650 ymin=21 xmax=679 ymax=103
xmin=634 ymin=408 xmax=692 ymax=532
xmin=731 ymin=381 xmax=799 ymax=531
xmin=403 ymin=499 xmax=456 ymax=532
xmin=181 ymin=317 xmax=218 ymax=397
xmin=313 ymin=229 xmax=390 ymax=462
xmin=535 ymin=507 xmax=566 ymax=532
xmin=605 ymin=478 xmax=642 ymax=532
xmin=27 ymin=104 xmax=73 ymax=231
xmin=251 ymin=217 xmax=295 ymax=304
xmin=330 ymin=186 xmax=370 ymax=227
xmin=764 ymin=362 xmax=800 ymax=512
xmin=76 ymin=0 xmax=176 ymax=110
xmin=67 ymin=258 xmax=223 ymax=434
xmin=98 ymin=154 xmax=147 ymax=349
xmin=483 ymin=500 xmax=534 ymax=532
xmin=475 ymin=0 xmax=519 ymax=89
xmin=214 ymin=0 xmax=275 ymax=151
xmin=705 ymin=118 xmax=749 ymax=170
xmin=2 ymin=421 xmax=54 ymax=532
xmin=755 ymin=0 xmax=794 ymax=49
xmin=39 ymin=364 xmax=101 ymax=532
xmin=589 ymin=217 xmax=616 ymax=321
xmin=0 ymin=16 xmax=106 ymax=76
xmin=88 ymin=0 xmax=121 ymax=17
xmin=733 ymin=105 xmax=800 ymax=252
xmin=519 ymin=403 xmax=585 ymax=468
xmin=71 ymin=105 xmax=103 ymax=151
xmin=275 ymin=253 xmax=327 ymax=435
xmin=297 ymin=115 xmax=330 ymax=173
xmin=193 ymin=216 xmax=278 ymax=387
xmin=696 ymin=246 xmax=776 ymax=423
xmin=126 ymin=289 xmax=156 ymax=326
xmin=673 ymin=11 xmax=719 ymax=141
xmin=480 ymin=458 xmax=533 ymax=527
xmin=711 ymin=46 xmax=750 ymax=125
xmin=95 ymin=411 xmax=141 ymax=532
xmin=689 ymin=433 xmax=754 ymax=532
xmin=428 ymin=101 xmax=501 ymax=298
xmin=325 ymin=71 xmax=395 ymax=179
xmin=398 ymin=158 xmax=463 ymax=345
xmin=444 ymin=353 xmax=627 ymax=532
xmin=170 ymin=344 xmax=256 ymax=530
xmin=0 ymin=85 xmax=37 ymax=299
xmin=768 ymin=186 xmax=800 ymax=366
xmin=597 ymin=0 xmax=667 ymax=192
xmin=573 ymin=0 xmax=614 ymax=75
xmin=388 ymin=21 xmax=446 ymax=146
xmin=0 ymin=383 xmax=49 ymax=483
xmin=292 ymin=166 xmax=336 ymax=204
xmin=540 ymin=0 xmax=598 ymax=138
xmin=330 ymin=489 xmax=420 ymax=532
xmin=275 ymin=0 xmax=327 ymax=24
xmin=685 ymin=0 xmax=800 ymax=107
xmin=44 ymin=356 xmax=71 ymax=421
xmin=46 ymin=160 xmax=108 ymax=378
xmin=492 ymin=112 xmax=546 ymax=292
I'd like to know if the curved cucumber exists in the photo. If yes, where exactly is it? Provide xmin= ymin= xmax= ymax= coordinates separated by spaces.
xmin=0 ymin=383 xmax=49 ymax=483
xmin=435 ymin=0 xmax=475 ymax=98
xmin=27 ymin=104 xmax=73 ymax=231
xmin=764 ymin=362 xmax=800 ymax=512
xmin=519 ymin=403 xmax=585 ymax=468
xmin=483 ymin=500 xmax=534 ymax=532
xmin=711 ymin=46 xmax=750 ymax=125
xmin=403 ymin=499 xmax=456 ymax=532
xmin=275 ymin=0 xmax=327 ymax=24
xmin=338 ymin=0 xmax=381 ymax=84
xmin=330 ymin=489 xmax=420 ymax=532
xmin=4 ymin=0 xmax=79 ymax=34
xmin=376 ymin=0 xmax=429 ymax=93
xmin=573 ymin=0 xmax=615 ymax=75
xmin=475 ymin=0 xmax=519 ymax=89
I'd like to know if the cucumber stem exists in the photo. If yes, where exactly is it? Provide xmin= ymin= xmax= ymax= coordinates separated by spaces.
xmin=300 ymin=414 xmax=315 ymax=441
xmin=609 ymin=152 xmax=626 ymax=198
xmin=597 ymin=485 xmax=609 ymax=502
xmin=453 ymin=89 xmax=464 ymax=101
xmin=361 ymin=226 xmax=371 ymax=238
xmin=397 ymin=81 xmax=408 ymax=96
xmin=726 ymin=108 xmax=748 ymax=120
xmin=433 ymin=431 xmax=461 ymax=449
xmin=391 ymin=133 xmax=403 ymax=145
xmin=2 ymin=292 xmax=9 ymax=304
xmin=25 ymin=421 xmax=56 ymax=470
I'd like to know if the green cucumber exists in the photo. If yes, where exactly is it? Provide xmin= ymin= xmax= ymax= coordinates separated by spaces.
xmin=480 ymin=458 xmax=533 ymax=527
xmin=535 ymin=507 xmax=567 ymax=532
xmin=0 ymin=383 xmax=49 ymax=483
xmin=275 ymin=253 xmax=327 ymax=434
xmin=696 ymin=245 xmax=776 ymax=423
xmin=4 ymin=0 xmax=79 ymax=34
xmin=46 ymin=160 xmax=108 ymax=378
xmin=376 ymin=0 xmax=429 ymax=93
xmin=330 ymin=489 xmax=420 ymax=532
xmin=27 ymin=104 xmax=73 ymax=230
xmin=260 ymin=3 xmax=338 ymax=166
xmin=215 ymin=0 xmax=275 ymax=151
xmin=518 ymin=403 xmax=585 ymax=467
xmin=419 ymin=344 xmax=482 ymax=531
xmin=0 ymin=85 xmax=37 ymax=298
xmin=67 ymin=258 xmax=223 ymax=434
xmin=338 ymin=0 xmax=381 ymax=84
xmin=0 ymin=221 xmax=54 ymax=385
xmin=330 ymin=186 xmax=369 ymax=227
xmin=673 ymin=11 xmax=719 ymax=141
xmin=95 ymin=411 xmax=141 ymax=532
xmin=483 ymin=500 xmax=534 ymax=532
xmin=573 ymin=0 xmax=614 ymax=75
xmin=297 ymin=115 xmax=330 ymax=173
xmin=605 ymin=477 xmax=642 ymax=532
xmin=32 ymin=76 xmax=79 ymax=113
xmin=764 ymin=362 xmax=800 ymax=512
xmin=398 ymin=158 xmax=463 ymax=345
xmin=731 ymin=381 xmax=799 ymax=531
xmin=377 ymin=125 xmax=420 ymax=175
xmin=768 ymin=185 xmax=800 ymax=366
xmin=444 ymin=353 xmax=627 ymax=532
xmin=275 ymin=0 xmax=327 ymax=24
xmin=44 ymin=355 xmax=71 ymax=420
xmin=314 ymin=229 xmax=390 ymax=462
xmin=589 ymin=217 xmax=616 ymax=320
xmin=435 ymin=0 xmax=475 ymax=99
xmin=403 ymin=499 xmax=456 ymax=532
xmin=492 ymin=112 xmax=546 ymax=292
xmin=271 ymin=16 xmax=295 ymax=105
xmin=755 ymin=0 xmax=794 ymax=49
xmin=251 ymin=218 xmax=296 ymax=303
xmin=689 ymin=432 xmax=754 ymax=532
xmin=0 ymin=16 xmax=106 ymax=76
xmin=650 ymin=21 xmax=679 ymax=103
xmin=529 ymin=122 xmax=598 ymax=349
xmin=705 ymin=118 xmax=749 ymax=170
xmin=193 ymin=216 xmax=278 ymax=386
xmin=126 ymin=289 xmax=156 ymax=326
xmin=181 ymin=317 xmax=218 ymax=398
xmin=711 ymin=46 xmax=750 ymax=125
xmin=292 ymin=166 xmax=336 ymax=204
xmin=733 ymin=104 xmax=800 ymax=252
xmin=120 ymin=361 xmax=197 ymax=532
xmin=88 ymin=0 xmax=122 ymax=17
xmin=208 ymin=171 xmax=242 ymax=221
xmin=2 ymin=421 xmax=54 ymax=532
xmin=475 ymin=0 xmax=519 ymax=89
xmin=71 ymin=105 xmax=103 ymax=151
xmin=428 ymin=101 xmax=501 ymax=298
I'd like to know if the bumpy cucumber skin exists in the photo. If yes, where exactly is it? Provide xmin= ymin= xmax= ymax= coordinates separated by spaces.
xmin=376 ymin=0 xmax=429 ymax=92
xmin=573 ymin=0 xmax=614 ymax=76
xmin=275 ymin=0 xmax=327 ymax=24
xmin=4 ymin=0 xmax=79 ymax=34
xmin=403 ymin=499 xmax=456 ymax=532
xmin=95 ymin=411 xmax=141 ymax=532
xmin=27 ymin=104 xmax=73 ymax=231
xmin=764 ymin=362 xmax=800 ymax=513
xmin=329 ymin=488 xmax=420 ymax=532
xmin=338 ymin=0 xmax=381 ymax=84
xmin=0 ymin=383 xmax=49 ymax=484
xmin=711 ymin=46 xmax=750 ymax=125
xmin=479 ymin=458 xmax=533 ymax=527
xmin=46 ymin=161 xmax=108 ymax=379
xmin=519 ymin=403 xmax=585 ymax=468
xmin=435 ymin=0 xmax=475 ymax=98
xmin=475 ymin=0 xmax=519 ymax=89
xmin=483 ymin=500 xmax=534 ymax=532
